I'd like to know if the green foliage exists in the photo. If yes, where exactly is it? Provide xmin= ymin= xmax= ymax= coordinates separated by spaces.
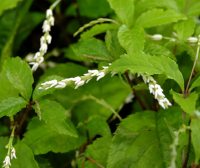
xmin=0 ymin=0 xmax=200 ymax=167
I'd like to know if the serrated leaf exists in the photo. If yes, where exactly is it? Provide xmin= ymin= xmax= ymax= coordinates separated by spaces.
xmin=12 ymin=142 xmax=39 ymax=168
xmin=174 ymin=19 xmax=195 ymax=41
xmin=136 ymin=9 xmax=186 ymax=28
xmin=78 ymin=136 xmax=111 ymax=168
xmin=0 ymin=97 xmax=27 ymax=118
xmin=110 ymin=53 xmax=184 ymax=90
xmin=118 ymin=25 xmax=144 ymax=54
xmin=0 ymin=0 xmax=22 ymax=17
xmin=4 ymin=57 xmax=33 ymax=100
xmin=80 ymin=23 xmax=117 ymax=39
xmin=23 ymin=118 xmax=85 ymax=154
xmin=107 ymin=0 xmax=134 ymax=27
xmin=65 ymin=38 xmax=112 ymax=62
xmin=191 ymin=118 xmax=200 ymax=163
xmin=171 ymin=91 xmax=198 ymax=115
xmin=37 ymin=100 xmax=77 ymax=137
xmin=105 ymin=30 xmax=125 ymax=60
xmin=107 ymin=111 xmax=182 ymax=168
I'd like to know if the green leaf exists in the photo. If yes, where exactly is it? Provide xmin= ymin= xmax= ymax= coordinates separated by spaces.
xmin=0 ymin=0 xmax=33 ymax=66
xmin=77 ymin=0 xmax=112 ymax=18
xmin=173 ymin=19 xmax=195 ymax=41
xmin=118 ymin=25 xmax=144 ymax=54
xmin=0 ymin=0 xmax=22 ymax=17
xmin=23 ymin=118 xmax=85 ymax=154
xmin=191 ymin=118 xmax=200 ymax=163
xmin=65 ymin=38 xmax=112 ymax=62
xmin=80 ymin=23 xmax=117 ymax=39
xmin=107 ymin=0 xmax=134 ymax=27
xmin=105 ymin=29 xmax=125 ymax=60
xmin=136 ymin=9 xmax=186 ymax=28
xmin=12 ymin=142 xmax=39 ymax=168
xmin=4 ymin=57 xmax=33 ymax=100
xmin=171 ymin=91 xmax=198 ymax=115
xmin=187 ymin=2 xmax=200 ymax=16
xmin=0 ymin=97 xmax=27 ymax=118
xmin=37 ymin=99 xmax=77 ymax=137
xmin=78 ymin=136 xmax=112 ymax=168
xmin=107 ymin=111 xmax=182 ymax=168
xmin=110 ymin=53 xmax=184 ymax=90
xmin=190 ymin=75 xmax=200 ymax=91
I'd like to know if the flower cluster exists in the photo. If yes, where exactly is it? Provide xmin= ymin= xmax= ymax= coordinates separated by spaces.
xmin=138 ymin=73 xmax=172 ymax=109
xmin=3 ymin=146 xmax=16 ymax=168
xmin=39 ymin=65 xmax=110 ymax=90
xmin=29 ymin=9 xmax=54 ymax=71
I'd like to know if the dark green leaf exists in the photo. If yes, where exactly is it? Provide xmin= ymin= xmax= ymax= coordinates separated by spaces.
xmin=12 ymin=142 xmax=39 ymax=168
xmin=0 ymin=97 xmax=27 ymax=118
xmin=4 ymin=57 xmax=33 ymax=100
xmin=38 ymin=99 xmax=77 ymax=137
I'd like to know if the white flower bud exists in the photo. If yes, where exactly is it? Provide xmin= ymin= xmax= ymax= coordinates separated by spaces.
xmin=42 ymin=21 xmax=51 ymax=32
xmin=40 ymin=43 xmax=48 ymax=53
xmin=11 ymin=147 xmax=17 ymax=159
xmin=96 ymin=72 xmax=105 ymax=81
xmin=46 ymin=34 xmax=52 ymax=44
xmin=48 ymin=16 xmax=55 ymax=26
xmin=187 ymin=37 xmax=198 ymax=43
xmin=46 ymin=9 xmax=53 ymax=17
xmin=151 ymin=34 xmax=163 ymax=41
xmin=3 ymin=156 xmax=11 ymax=167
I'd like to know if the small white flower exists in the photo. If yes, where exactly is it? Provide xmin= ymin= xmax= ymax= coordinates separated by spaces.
xmin=46 ymin=34 xmax=52 ymax=44
xmin=55 ymin=81 xmax=67 ymax=88
xmin=40 ymin=43 xmax=48 ymax=53
xmin=42 ymin=20 xmax=51 ymax=32
xmin=187 ymin=37 xmax=198 ymax=43
xmin=34 ymin=52 xmax=40 ymax=59
xmin=46 ymin=9 xmax=53 ymax=17
xmin=125 ymin=93 xmax=134 ymax=104
xmin=48 ymin=16 xmax=55 ymax=26
xmin=11 ymin=147 xmax=16 ymax=159
xmin=3 ymin=156 xmax=11 ymax=167
xmin=71 ymin=77 xmax=81 ymax=84
xmin=87 ymin=70 xmax=99 ymax=76
xmin=96 ymin=72 xmax=105 ymax=81
xmin=37 ymin=56 xmax=44 ymax=64
xmin=31 ymin=62 xmax=39 ymax=71
xmin=41 ymin=79 xmax=58 ymax=89
xmin=75 ymin=80 xmax=85 ymax=89
xmin=40 ymin=36 xmax=46 ymax=46
xmin=151 ymin=34 xmax=163 ymax=41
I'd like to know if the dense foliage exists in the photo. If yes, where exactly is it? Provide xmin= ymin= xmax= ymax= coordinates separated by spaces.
xmin=0 ymin=0 xmax=200 ymax=167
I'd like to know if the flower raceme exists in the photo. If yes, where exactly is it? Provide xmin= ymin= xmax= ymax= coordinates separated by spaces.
xmin=39 ymin=64 xmax=171 ymax=109
xmin=29 ymin=9 xmax=54 ymax=71
xmin=39 ymin=65 xmax=110 ymax=90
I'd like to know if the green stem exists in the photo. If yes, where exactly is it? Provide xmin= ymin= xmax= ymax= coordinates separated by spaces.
xmin=50 ymin=0 xmax=62 ymax=10
xmin=185 ymin=35 xmax=200 ymax=94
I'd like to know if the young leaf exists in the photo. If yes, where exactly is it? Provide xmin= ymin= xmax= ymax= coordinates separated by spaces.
xmin=171 ymin=91 xmax=198 ymax=115
xmin=107 ymin=111 xmax=181 ymax=168
xmin=12 ymin=142 xmax=39 ymax=168
xmin=190 ymin=75 xmax=200 ymax=91
xmin=0 ymin=97 xmax=27 ymax=118
xmin=4 ymin=57 xmax=33 ymax=100
xmin=0 ymin=0 xmax=22 ymax=17
xmin=191 ymin=118 xmax=200 ymax=163
xmin=118 ymin=25 xmax=144 ymax=54
xmin=136 ymin=9 xmax=186 ymax=28
xmin=37 ymin=100 xmax=77 ymax=137
xmin=107 ymin=0 xmax=134 ymax=27
xmin=23 ymin=118 xmax=85 ymax=154
xmin=110 ymin=53 xmax=184 ymax=90
xmin=173 ymin=19 xmax=195 ymax=41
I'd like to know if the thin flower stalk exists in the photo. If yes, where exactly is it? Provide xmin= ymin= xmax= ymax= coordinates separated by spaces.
xmin=29 ymin=8 xmax=54 ymax=71
xmin=138 ymin=73 xmax=172 ymax=109
xmin=2 ymin=126 xmax=16 ymax=168
xmin=168 ymin=125 xmax=190 ymax=168
xmin=39 ymin=65 xmax=110 ymax=90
